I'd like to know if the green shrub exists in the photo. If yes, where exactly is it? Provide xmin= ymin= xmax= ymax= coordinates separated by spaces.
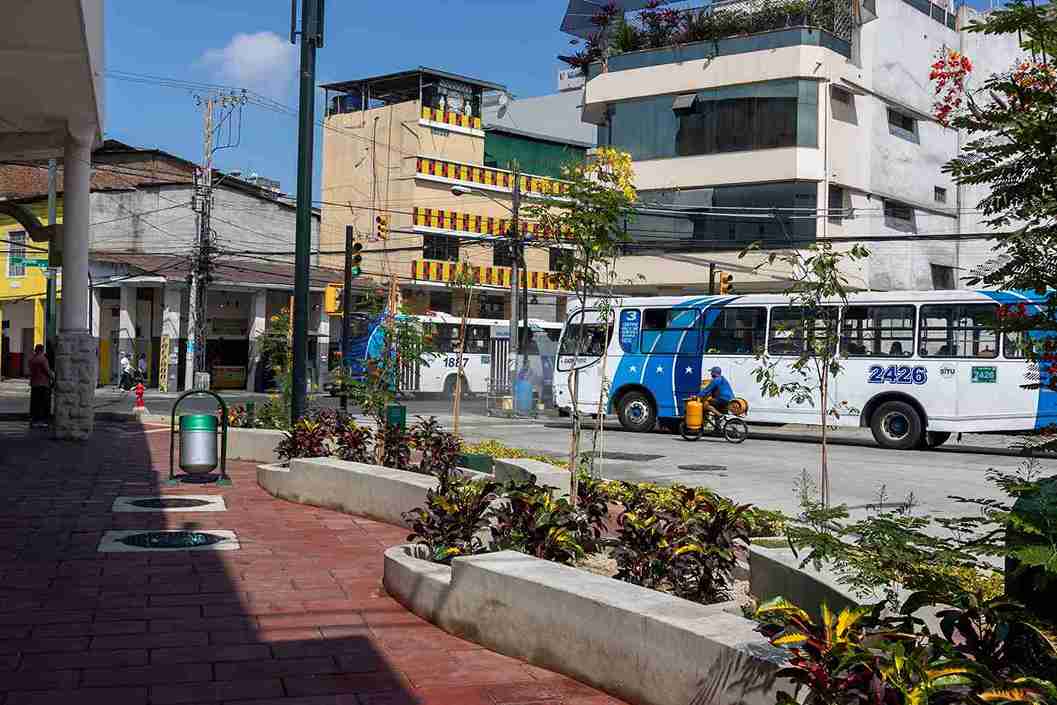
xmin=403 ymin=476 xmax=499 ymax=564
xmin=275 ymin=417 xmax=329 ymax=463
xmin=490 ymin=480 xmax=595 ymax=565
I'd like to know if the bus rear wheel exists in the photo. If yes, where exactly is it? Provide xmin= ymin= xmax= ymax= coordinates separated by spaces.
xmin=617 ymin=391 xmax=656 ymax=433
xmin=870 ymin=401 xmax=923 ymax=450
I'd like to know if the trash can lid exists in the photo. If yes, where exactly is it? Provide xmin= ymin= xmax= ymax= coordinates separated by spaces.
xmin=180 ymin=414 xmax=218 ymax=432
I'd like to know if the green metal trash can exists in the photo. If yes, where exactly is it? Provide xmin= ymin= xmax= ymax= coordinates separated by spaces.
xmin=179 ymin=414 xmax=219 ymax=474
xmin=385 ymin=403 xmax=407 ymax=430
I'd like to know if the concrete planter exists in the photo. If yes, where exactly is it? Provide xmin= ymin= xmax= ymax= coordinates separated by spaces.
xmin=256 ymin=457 xmax=496 ymax=528
xmin=227 ymin=427 xmax=286 ymax=464
xmin=384 ymin=545 xmax=785 ymax=705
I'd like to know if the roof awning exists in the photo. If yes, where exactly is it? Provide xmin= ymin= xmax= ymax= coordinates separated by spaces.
xmin=560 ymin=0 xmax=661 ymax=38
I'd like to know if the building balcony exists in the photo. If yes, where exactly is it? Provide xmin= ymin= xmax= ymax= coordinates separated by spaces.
xmin=415 ymin=157 xmax=569 ymax=198
xmin=411 ymin=260 xmax=563 ymax=292
xmin=412 ymin=207 xmax=564 ymax=241
xmin=419 ymin=106 xmax=483 ymax=135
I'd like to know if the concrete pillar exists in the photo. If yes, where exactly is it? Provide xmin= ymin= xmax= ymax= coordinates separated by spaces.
xmin=119 ymin=284 xmax=136 ymax=359
xmin=54 ymin=127 xmax=98 ymax=441
xmin=161 ymin=287 xmax=182 ymax=392
xmin=89 ymin=287 xmax=101 ymax=338
xmin=246 ymin=290 xmax=267 ymax=392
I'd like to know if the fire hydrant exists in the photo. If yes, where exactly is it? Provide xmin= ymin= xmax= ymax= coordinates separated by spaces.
xmin=133 ymin=383 xmax=148 ymax=415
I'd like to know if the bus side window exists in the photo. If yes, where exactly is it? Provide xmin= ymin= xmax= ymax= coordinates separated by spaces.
xmin=640 ymin=308 xmax=700 ymax=355
xmin=840 ymin=305 xmax=915 ymax=357
xmin=919 ymin=304 xmax=998 ymax=358
xmin=768 ymin=306 xmax=837 ymax=356
xmin=704 ymin=307 xmax=767 ymax=354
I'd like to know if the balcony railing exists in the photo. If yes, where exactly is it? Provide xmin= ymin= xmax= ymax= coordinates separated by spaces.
xmin=413 ymin=207 xmax=565 ymax=241
xmin=411 ymin=260 xmax=563 ymax=292
xmin=415 ymin=157 xmax=570 ymax=198
xmin=420 ymin=106 xmax=483 ymax=132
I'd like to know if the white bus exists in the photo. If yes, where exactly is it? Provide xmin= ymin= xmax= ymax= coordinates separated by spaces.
xmin=349 ymin=311 xmax=563 ymax=397
xmin=553 ymin=291 xmax=1055 ymax=449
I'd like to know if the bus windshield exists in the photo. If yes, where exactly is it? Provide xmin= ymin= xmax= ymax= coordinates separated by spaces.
xmin=558 ymin=321 xmax=612 ymax=359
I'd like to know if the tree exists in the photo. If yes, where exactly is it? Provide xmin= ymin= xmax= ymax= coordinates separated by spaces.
xmin=527 ymin=147 xmax=637 ymax=502
xmin=930 ymin=1 xmax=1057 ymax=452
xmin=447 ymin=261 xmax=477 ymax=437
xmin=742 ymin=241 xmax=869 ymax=507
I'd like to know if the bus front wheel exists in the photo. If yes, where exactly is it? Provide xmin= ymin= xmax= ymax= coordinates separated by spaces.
xmin=924 ymin=431 xmax=952 ymax=449
xmin=870 ymin=401 xmax=923 ymax=450
xmin=617 ymin=391 xmax=656 ymax=433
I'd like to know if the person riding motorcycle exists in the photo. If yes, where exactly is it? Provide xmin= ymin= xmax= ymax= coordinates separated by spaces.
xmin=700 ymin=366 xmax=735 ymax=423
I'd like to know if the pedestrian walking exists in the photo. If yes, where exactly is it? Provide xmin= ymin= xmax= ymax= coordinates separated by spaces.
xmin=137 ymin=353 xmax=148 ymax=384
xmin=28 ymin=344 xmax=54 ymax=428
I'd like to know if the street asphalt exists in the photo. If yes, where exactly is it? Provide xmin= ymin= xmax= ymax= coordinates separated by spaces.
xmin=2 ymin=381 xmax=1052 ymax=518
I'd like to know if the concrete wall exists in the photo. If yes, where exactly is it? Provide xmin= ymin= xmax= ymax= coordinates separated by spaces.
xmin=89 ymin=185 xmax=319 ymax=262
xmin=385 ymin=546 xmax=786 ymax=705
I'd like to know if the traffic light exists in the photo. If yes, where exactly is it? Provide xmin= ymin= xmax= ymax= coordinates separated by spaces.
xmin=376 ymin=214 xmax=389 ymax=239
xmin=324 ymin=284 xmax=343 ymax=314
xmin=718 ymin=271 xmax=735 ymax=294
xmin=350 ymin=242 xmax=363 ymax=277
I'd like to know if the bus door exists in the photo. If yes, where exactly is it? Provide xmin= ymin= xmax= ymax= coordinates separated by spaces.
xmin=556 ymin=310 xmax=612 ymax=414
xmin=762 ymin=306 xmax=840 ymax=421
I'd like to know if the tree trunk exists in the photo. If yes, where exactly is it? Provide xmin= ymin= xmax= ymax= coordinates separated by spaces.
xmin=569 ymin=367 xmax=581 ymax=507
xmin=820 ymin=372 xmax=830 ymax=507
xmin=452 ymin=290 xmax=473 ymax=437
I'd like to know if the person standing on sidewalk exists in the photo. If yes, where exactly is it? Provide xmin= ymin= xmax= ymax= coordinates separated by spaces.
xmin=28 ymin=344 xmax=54 ymax=428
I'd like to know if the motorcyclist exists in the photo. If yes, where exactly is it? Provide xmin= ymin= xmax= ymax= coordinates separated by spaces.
xmin=700 ymin=366 xmax=734 ymax=422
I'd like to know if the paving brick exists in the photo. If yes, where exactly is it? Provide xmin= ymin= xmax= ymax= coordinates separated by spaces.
xmin=272 ymin=639 xmax=380 ymax=661
xmin=0 ymin=669 xmax=78 ymax=692
xmin=32 ymin=620 xmax=147 ymax=638
xmin=216 ymin=656 xmax=339 ymax=681
xmin=284 ymin=671 xmax=411 ymax=698
xmin=0 ymin=637 xmax=90 ymax=655
xmin=257 ymin=612 xmax=366 ymax=630
xmin=151 ymin=643 xmax=270 ymax=664
xmin=19 ymin=648 xmax=147 ymax=670
xmin=149 ymin=678 xmax=283 ymax=704
xmin=3 ymin=687 xmax=148 ymax=705
xmin=81 ymin=662 xmax=212 ymax=687
xmin=91 ymin=631 xmax=208 ymax=650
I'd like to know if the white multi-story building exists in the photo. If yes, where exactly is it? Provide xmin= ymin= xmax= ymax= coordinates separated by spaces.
xmin=569 ymin=0 xmax=1024 ymax=292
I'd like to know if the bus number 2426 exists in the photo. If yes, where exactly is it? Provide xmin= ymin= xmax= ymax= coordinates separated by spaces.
xmin=868 ymin=365 xmax=928 ymax=385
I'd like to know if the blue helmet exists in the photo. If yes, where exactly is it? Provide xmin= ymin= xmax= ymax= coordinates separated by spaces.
xmin=710 ymin=366 xmax=722 ymax=376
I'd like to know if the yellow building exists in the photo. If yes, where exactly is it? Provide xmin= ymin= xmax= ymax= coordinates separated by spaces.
xmin=0 ymin=199 xmax=58 ymax=378
xmin=319 ymin=67 xmax=571 ymax=324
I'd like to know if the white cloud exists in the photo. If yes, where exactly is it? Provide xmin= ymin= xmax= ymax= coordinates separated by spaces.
xmin=201 ymin=32 xmax=296 ymax=99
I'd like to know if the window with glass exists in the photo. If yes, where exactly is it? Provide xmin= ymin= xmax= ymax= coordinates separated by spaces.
xmin=558 ymin=321 xmax=613 ymax=361
xmin=704 ymin=307 xmax=767 ymax=355
xmin=768 ymin=306 xmax=838 ymax=356
xmin=1003 ymin=329 xmax=1057 ymax=360
xmin=464 ymin=325 xmax=490 ymax=354
xmin=605 ymin=79 xmax=819 ymax=162
xmin=428 ymin=291 xmax=453 ymax=315
xmin=423 ymin=234 xmax=459 ymax=262
xmin=479 ymin=294 xmax=505 ymax=319
xmin=840 ymin=305 xmax=915 ymax=357
xmin=918 ymin=304 xmax=998 ymax=358
xmin=7 ymin=230 xmax=25 ymax=277
xmin=425 ymin=323 xmax=460 ymax=353
xmin=828 ymin=185 xmax=844 ymax=223
xmin=640 ymin=308 xmax=701 ymax=355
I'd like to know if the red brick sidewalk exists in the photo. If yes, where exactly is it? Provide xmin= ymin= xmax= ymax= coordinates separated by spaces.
xmin=0 ymin=423 xmax=623 ymax=705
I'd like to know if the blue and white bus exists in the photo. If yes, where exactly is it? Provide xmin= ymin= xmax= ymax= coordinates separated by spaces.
xmin=343 ymin=311 xmax=562 ymax=397
xmin=553 ymin=290 xmax=1055 ymax=449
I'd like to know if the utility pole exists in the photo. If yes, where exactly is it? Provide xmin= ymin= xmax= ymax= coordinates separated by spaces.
xmin=708 ymin=262 xmax=716 ymax=295
xmin=509 ymin=163 xmax=521 ymax=387
xmin=341 ymin=223 xmax=354 ymax=412
xmin=186 ymin=95 xmax=215 ymax=392
xmin=290 ymin=0 xmax=325 ymax=423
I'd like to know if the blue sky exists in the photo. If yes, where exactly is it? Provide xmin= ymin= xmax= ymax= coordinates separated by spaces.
xmin=104 ymin=0 xmax=577 ymax=197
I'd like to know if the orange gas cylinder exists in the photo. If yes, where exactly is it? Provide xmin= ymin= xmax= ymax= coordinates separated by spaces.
xmin=685 ymin=396 xmax=704 ymax=431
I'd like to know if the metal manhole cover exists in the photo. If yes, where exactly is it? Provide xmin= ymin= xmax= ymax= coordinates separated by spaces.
xmin=678 ymin=464 xmax=729 ymax=474
xmin=118 ymin=531 xmax=227 ymax=549
xmin=129 ymin=498 xmax=212 ymax=509
xmin=585 ymin=452 xmax=665 ymax=462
